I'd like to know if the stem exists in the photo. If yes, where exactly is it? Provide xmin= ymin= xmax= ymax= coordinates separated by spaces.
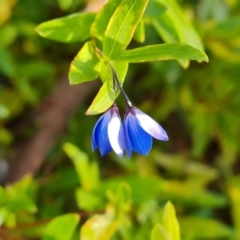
xmin=110 ymin=65 xmax=132 ymax=108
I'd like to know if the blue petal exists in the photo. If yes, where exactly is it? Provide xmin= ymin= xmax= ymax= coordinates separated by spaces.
xmin=92 ymin=112 xmax=112 ymax=156
xmin=133 ymin=108 xmax=169 ymax=141
xmin=125 ymin=113 xmax=152 ymax=156
xmin=91 ymin=115 xmax=105 ymax=151
xmin=123 ymin=116 xmax=132 ymax=158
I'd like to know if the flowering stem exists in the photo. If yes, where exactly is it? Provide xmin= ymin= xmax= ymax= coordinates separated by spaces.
xmin=110 ymin=65 xmax=132 ymax=108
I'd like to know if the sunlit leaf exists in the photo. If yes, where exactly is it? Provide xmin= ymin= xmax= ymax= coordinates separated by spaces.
xmin=36 ymin=13 xmax=95 ymax=43
xmin=68 ymin=41 xmax=101 ymax=85
xmin=103 ymin=0 xmax=149 ymax=59
xmin=91 ymin=0 xmax=121 ymax=42
xmin=43 ymin=214 xmax=80 ymax=240
xmin=118 ymin=44 xmax=208 ymax=62
xmin=86 ymin=61 xmax=128 ymax=115
xmin=80 ymin=214 xmax=115 ymax=240
xmin=162 ymin=201 xmax=180 ymax=240
xmin=133 ymin=20 xmax=145 ymax=43
xmin=150 ymin=223 xmax=170 ymax=240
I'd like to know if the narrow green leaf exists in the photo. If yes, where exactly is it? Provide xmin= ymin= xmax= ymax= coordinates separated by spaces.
xmin=162 ymin=201 xmax=180 ymax=240
xmin=90 ymin=0 xmax=121 ymax=41
xmin=36 ymin=13 xmax=95 ymax=43
xmin=43 ymin=214 xmax=80 ymax=240
xmin=154 ymin=0 xmax=204 ymax=50
xmin=63 ymin=143 xmax=97 ymax=191
xmin=151 ymin=16 xmax=179 ymax=43
xmin=86 ymin=61 xmax=128 ymax=115
xmin=103 ymin=0 xmax=149 ymax=59
xmin=0 ymin=49 xmax=14 ymax=78
xmin=118 ymin=43 xmax=209 ymax=62
xmin=68 ymin=41 xmax=101 ymax=85
xmin=151 ymin=223 xmax=170 ymax=240
xmin=133 ymin=20 xmax=145 ymax=43
xmin=151 ymin=0 xmax=205 ymax=68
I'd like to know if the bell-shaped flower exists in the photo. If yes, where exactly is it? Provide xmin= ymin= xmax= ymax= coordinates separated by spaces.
xmin=124 ymin=107 xmax=168 ymax=157
xmin=92 ymin=105 xmax=125 ymax=157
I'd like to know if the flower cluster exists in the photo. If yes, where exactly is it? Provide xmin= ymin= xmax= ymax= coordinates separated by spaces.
xmin=91 ymin=66 xmax=168 ymax=158
xmin=92 ymin=105 xmax=168 ymax=158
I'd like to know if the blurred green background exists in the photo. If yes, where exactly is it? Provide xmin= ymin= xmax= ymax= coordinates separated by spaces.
xmin=0 ymin=0 xmax=240 ymax=239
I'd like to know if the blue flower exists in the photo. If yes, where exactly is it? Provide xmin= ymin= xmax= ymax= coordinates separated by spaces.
xmin=92 ymin=105 xmax=125 ymax=157
xmin=124 ymin=107 xmax=169 ymax=157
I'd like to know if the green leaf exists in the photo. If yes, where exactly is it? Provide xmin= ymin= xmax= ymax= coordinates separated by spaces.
xmin=228 ymin=176 xmax=240 ymax=239
xmin=90 ymin=0 xmax=122 ymax=42
xmin=0 ymin=49 xmax=14 ymax=77
xmin=43 ymin=214 xmax=80 ymax=240
xmin=80 ymin=214 xmax=116 ymax=240
xmin=151 ymin=0 xmax=205 ymax=68
xmin=36 ymin=13 xmax=96 ymax=43
xmin=156 ymin=0 xmax=204 ymax=50
xmin=151 ymin=223 xmax=170 ymax=240
xmin=133 ymin=20 xmax=145 ymax=43
xmin=57 ymin=0 xmax=72 ymax=10
xmin=86 ymin=61 xmax=128 ymax=115
xmin=75 ymin=188 xmax=102 ymax=211
xmin=106 ymin=182 xmax=131 ymax=212
xmin=63 ymin=143 xmax=99 ymax=191
xmin=6 ymin=176 xmax=37 ymax=213
xmin=118 ymin=44 xmax=209 ymax=62
xmin=160 ymin=181 xmax=227 ymax=208
xmin=0 ymin=104 xmax=10 ymax=119
xmin=103 ymin=0 xmax=149 ymax=59
xmin=205 ymin=18 xmax=240 ymax=40
xmin=144 ymin=0 xmax=167 ymax=17
xmin=180 ymin=216 xmax=233 ymax=240
xmin=68 ymin=41 xmax=101 ymax=85
xmin=162 ymin=201 xmax=180 ymax=240
xmin=0 ymin=24 xmax=17 ymax=50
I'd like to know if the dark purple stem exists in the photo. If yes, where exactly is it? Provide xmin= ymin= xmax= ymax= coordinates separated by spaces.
xmin=110 ymin=65 xmax=132 ymax=108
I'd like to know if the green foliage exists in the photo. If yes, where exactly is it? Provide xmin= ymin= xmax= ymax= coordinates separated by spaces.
xmin=117 ymin=44 xmax=208 ymax=62
xmin=86 ymin=60 xmax=128 ymax=114
xmin=43 ymin=214 xmax=80 ymax=240
xmin=150 ymin=201 xmax=180 ymax=240
xmin=1 ymin=0 xmax=240 ymax=240
xmin=36 ymin=13 xmax=96 ymax=43
xmin=57 ymin=0 xmax=73 ymax=11
xmin=0 ymin=176 xmax=37 ymax=227
xmin=102 ymin=0 xmax=149 ymax=59
xmin=36 ymin=0 xmax=208 ymax=114
xmin=68 ymin=41 xmax=101 ymax=85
